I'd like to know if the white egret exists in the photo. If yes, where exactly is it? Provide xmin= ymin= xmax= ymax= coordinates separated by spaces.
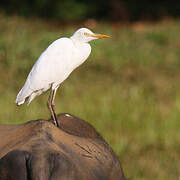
xmin=15 ymin=28 xmax=110 ymax=127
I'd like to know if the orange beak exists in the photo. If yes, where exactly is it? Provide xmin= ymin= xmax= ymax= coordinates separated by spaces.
xmin=91 ymin=33 xmax=110 ymax=38
xmin=85 ymin=32 xmax=110 ymax=38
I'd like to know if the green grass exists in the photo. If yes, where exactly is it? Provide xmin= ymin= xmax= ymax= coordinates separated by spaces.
xmin=0 ymin=14 xmax=180 ymax=179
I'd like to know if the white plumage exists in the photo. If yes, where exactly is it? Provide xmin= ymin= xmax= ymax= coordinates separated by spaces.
xmin=15 ymin=27 xmax=109 ymax=126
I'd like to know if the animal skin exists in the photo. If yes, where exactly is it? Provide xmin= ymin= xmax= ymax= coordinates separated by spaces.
xmin=0 ymin=113 xmax=126 ymax=180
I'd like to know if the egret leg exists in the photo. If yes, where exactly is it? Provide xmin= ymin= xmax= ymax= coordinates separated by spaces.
xmin=47 ymin=87 xmax=59 ymax=127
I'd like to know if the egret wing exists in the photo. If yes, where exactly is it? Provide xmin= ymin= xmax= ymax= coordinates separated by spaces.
xmin=16 ymin=38 xmax=75 ymax=104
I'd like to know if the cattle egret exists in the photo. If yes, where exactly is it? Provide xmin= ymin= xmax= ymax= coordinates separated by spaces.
xmin=15 ymin=28 xmax=110 ymax=127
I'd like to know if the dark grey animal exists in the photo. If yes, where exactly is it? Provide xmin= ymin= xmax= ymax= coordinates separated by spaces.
xmin=0 ymin=113 xmax=126 ymax=180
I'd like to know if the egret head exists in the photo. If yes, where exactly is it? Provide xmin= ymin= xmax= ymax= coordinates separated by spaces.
xmin=70 ymin=28 xmax=110 ymax=43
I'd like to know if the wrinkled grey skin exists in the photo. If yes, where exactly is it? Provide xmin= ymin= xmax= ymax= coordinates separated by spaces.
xmin=0 ymin=113 xmax=126 ymax=180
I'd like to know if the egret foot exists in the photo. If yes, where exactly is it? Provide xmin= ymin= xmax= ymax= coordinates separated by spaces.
xmin=51 ymin=104 xmax=58 ymax=127
xmin=51 ymin=114 xmax=58 ymax=127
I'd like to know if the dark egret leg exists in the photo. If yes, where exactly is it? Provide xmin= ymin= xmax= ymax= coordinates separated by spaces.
xmin=47 ymin=87 xmax=59 ymax=127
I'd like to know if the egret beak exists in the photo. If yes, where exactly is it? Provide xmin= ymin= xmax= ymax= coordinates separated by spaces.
xmin=85 ymin=33 xmax=110 ymax=38
xmin=91 ymin=34 xmax=110 ymax=38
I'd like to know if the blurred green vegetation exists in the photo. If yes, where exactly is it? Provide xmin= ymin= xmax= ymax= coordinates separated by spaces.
xmin=0 ymin=14 xmax=180 ymax=179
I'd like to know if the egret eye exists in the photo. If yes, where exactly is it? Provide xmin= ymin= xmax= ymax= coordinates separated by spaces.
xmin=84 ymin=32 xmax=89 ymax=36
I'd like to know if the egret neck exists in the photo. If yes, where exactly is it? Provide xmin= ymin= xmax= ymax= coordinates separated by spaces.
xmin=70 ymin=37 xmax=91 ymax=69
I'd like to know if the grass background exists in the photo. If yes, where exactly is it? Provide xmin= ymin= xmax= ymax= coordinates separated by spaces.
xmin=0 ymin=14 xmax=180 ymax=179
